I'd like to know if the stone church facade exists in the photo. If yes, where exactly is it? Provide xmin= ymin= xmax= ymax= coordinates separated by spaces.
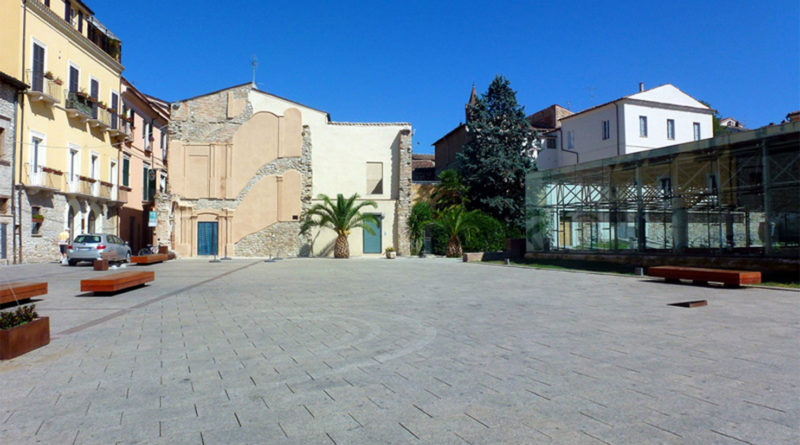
xmin=162 ymin=83 xmax=412 ymax=258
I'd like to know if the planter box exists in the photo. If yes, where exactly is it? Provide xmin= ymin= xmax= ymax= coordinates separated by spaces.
xmin=386 ymin=251 xmax=396 ymax=259
xmin=0 ymin=317 xmax=50 ymax=360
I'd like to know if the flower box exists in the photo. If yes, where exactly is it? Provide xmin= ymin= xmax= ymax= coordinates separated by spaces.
xmin=31 ymin=214 xmax=44 ymax=223
xmin=41 ymin=166 xmax=63 ymax=175
xmin=119 ymin=185 xmax=133 ymax=192
xmin=99 ymin=180 xmax=113 ymax=187
xmin=44 ymin=71 xmax=54 ymax=80
xmin=54 ymin=78 xmax=64 ymax=86
xmin=0 ymin=316 xmax=50 ymax=360
xmin=79 ymin=175 xmax=96 ymax=183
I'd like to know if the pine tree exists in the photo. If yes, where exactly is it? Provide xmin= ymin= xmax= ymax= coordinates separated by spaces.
xmin=457 ymin=75 xmax=536 ymax=231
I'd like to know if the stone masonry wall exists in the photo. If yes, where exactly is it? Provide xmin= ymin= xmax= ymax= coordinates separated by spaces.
xmin=0 ymin=81 xmax=18 ymax=263
xmin=170 ymin=85 xmax=253 ymax=142
xmin=394 ymin=129 xmax=412 ymax=256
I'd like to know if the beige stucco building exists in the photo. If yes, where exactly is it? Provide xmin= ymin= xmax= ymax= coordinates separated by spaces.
xmin=164 ymin=83 xmax=412 ymax=258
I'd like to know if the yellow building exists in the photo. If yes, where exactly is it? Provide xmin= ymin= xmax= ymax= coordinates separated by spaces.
xmin=0 ymin=0 xmax=125 ymax=262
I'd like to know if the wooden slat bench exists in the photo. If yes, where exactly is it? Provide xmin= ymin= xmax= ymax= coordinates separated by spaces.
xmin=648 ymin=266 xmax=761 ymax=287
xmin=130 ymin=254 xmax=169 ymax=265
xmin=81 ymin=271 xmax=154 ymax=294
xmin=0 ymin=282 xmax=47 ymax=305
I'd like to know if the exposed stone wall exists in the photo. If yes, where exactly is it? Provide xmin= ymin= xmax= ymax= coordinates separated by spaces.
xmin=234 ymin=222 xmax=304 ymax=258
xmin=394 ymin=129 xmax=412 ymax=255
xmin=0 ymin=81 xmax=17 ymax=263
xmin=19 ymin=192 xmax=66 ymax=263
xmin=170 ymin=85 xmax=253 ymax=142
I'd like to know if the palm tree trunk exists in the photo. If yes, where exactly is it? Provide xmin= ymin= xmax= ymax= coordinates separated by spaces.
xmin=446 ymin=236 xmax=462 ymax=258
xmin=334 ymin=234 xmax=350 ymax=258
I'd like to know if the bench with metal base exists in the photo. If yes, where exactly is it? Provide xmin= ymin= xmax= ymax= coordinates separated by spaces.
xmin=130 ymin=254 xmax=169 ymax=265
xmin=0 ymin=282 xmax=48 ymax=305
xmin=648 ymin=266 xmax=761 ymax=287
xmin=80 ymin=271 xmax=154 ymax=294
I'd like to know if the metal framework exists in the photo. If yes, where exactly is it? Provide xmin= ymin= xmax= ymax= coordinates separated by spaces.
xmin=526 ymin=122 xmax=800 ymax=257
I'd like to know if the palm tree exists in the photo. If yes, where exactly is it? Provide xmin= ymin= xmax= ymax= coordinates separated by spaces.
xmin=433 ymin=205 xmax=480 ymax=257
xmin=432 ymin=169 xmax=469 ymax=210
xmin=408 ymin=201 xmax=433 ymax=255
xmin=300 ymin=193 xmax=379 ymax=258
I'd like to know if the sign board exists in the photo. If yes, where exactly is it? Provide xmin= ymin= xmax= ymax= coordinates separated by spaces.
xmin=148 ymin=211 xmax=158 ymax=228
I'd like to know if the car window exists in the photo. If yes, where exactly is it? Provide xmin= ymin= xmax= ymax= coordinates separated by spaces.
xmin=110 ymin=236 xmax=121 ymax=244
xmin=74 ymin=235 xmax=101 ymax=243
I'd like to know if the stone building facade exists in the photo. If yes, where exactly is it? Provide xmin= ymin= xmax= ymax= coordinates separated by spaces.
xmin=0 ymin=71 xmax=26 ymax=263
xmin=164 ymin=83 xmax=412 ymax=257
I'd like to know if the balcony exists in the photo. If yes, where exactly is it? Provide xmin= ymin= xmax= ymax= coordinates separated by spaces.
xmin=25 ymin=70 xmax=62 ymax=105
xmin=117 ymin=186 xmax=130 ymax=204
xmin=97 ymin=182 xmax=114 ymax=200
xmin=24 ymin=164 xmax=63 ymax=193
xmin=65 ymin=176 xmax=93 ymax=197
xmin=65 ymin=91 xmax=93 ymax=122
xmin=88 ymin=106 xmax=111 ymax=130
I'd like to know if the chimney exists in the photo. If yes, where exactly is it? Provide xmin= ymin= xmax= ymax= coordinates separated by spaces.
xmin=639 ymin=82 xmax=644 ymax=92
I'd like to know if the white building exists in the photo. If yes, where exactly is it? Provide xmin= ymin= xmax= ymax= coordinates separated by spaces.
xmin=537 ymin=84 xmax=714 ymax=169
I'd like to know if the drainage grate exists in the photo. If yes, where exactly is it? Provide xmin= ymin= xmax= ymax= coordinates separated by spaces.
xmin=668 ymin=300 xmax=707 ymax=308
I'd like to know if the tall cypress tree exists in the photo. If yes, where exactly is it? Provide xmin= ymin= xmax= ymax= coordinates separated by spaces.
xmin=458 ymin=75 xmax=536 ymax=231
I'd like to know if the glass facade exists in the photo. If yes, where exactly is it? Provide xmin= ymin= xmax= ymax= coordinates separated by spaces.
xmin=526 ymin=122 xmax=800 ymax=258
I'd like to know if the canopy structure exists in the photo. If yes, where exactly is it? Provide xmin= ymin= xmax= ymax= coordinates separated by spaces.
xmin=526 ymin=122 xmax=799 ymax=259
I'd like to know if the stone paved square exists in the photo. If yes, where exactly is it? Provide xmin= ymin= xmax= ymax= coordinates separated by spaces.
xmin=0 ymin=258 xmax=798 ymax=444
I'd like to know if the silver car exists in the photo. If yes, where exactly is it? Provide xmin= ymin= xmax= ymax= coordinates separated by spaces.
xmin=67 ymin=233 xmax=131 ymax=266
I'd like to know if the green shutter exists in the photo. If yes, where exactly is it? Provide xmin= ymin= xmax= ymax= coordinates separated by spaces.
xmin=122 ymin=158 xmax=129 ymax=186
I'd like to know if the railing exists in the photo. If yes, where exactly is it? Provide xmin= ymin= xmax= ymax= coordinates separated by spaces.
xmin=90 ymin=107 xmax=112 ymax=128
xmin=66 ymin=176 xmax=93 ymax=196
xmin=98 ymin=183 xmax=113 ymax=200
xmin=24 ymin=70 xmax=62 ymax=104
xmin=117 ymin=187 xmax=129 ymax=203
xmin=65 ymin=91 xmax=93 ymax=117
xmin=25 ymin=163 xmax=62 ymax=190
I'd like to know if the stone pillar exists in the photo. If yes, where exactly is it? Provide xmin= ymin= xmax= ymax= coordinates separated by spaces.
xmin=394 ymin=128 xmax=412 ymax=256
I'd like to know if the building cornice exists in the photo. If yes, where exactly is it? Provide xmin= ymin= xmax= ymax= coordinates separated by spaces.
xmin=620 ymin=98 xmax=715 ymax=116
xmin=27 ymin=0 xmax=123 ymax=74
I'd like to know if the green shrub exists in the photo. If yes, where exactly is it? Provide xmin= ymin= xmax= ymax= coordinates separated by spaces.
xmin=0 ymin=304 xmax=38 ymax=330
xmin=462 ymin=212 xmax=506 ymax=252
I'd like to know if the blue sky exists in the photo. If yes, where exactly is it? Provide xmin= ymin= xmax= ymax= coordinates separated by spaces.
xmin=97 ymin=0 xmax=798 ymax=154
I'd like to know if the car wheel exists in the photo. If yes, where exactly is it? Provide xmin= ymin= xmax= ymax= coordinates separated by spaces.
xmin=68 ymin=260 xmax=78 ymax=266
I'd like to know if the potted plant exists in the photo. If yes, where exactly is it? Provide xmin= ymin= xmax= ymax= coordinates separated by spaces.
xmin=77 ymin=88 xmax=88 ymax=98
xmin=41 ymin=166 xmax=63 ymax=175
xmin=385 ymin=247 xmax=396 ymax=259
xmin=31 ymin=214 xmax=44 ymax=224
xmin=44 ymin=71 xmax=54 ymax=80
xmin=54 ymin=77 xmax=63 ymax=86
xmin=0 ymin=304 xmax=50 ymax=360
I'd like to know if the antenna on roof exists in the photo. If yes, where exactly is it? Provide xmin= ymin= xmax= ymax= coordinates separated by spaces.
xmin=251 ymin=55 xmax=258 ymax=87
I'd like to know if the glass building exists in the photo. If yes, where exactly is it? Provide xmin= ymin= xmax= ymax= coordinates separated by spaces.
xmin=526 ymin=122 xmax=799 ymax=259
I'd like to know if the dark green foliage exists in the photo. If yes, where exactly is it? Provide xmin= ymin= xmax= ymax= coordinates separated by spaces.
xmin=0 ymin=304 xmax=38 ymax=330
xmin=462 ymin=212 xmax=506 ymax=252
xmin=458 ymin=75 xmax=536 ymax=231
xmin=432 ymin=169 xmax=469 ymax=210
xmin=408 ymin=201 xmax=434 ymax=255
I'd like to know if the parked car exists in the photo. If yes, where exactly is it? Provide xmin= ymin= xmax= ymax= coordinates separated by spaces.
xmin=67 ymin=233 xmax=131 ymax=266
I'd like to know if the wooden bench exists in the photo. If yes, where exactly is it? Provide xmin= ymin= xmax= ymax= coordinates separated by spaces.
xmin=648 ymin=266 xmax=761 ymax=287
xmin=0 ymin=282 xmax=47 ymax=305
xmin=130 ymin=254 xmax=169 ymax=265
xmin=81 ymin=271 xmax=154 ymax=294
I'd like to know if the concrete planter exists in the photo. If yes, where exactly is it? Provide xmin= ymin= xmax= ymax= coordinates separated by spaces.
xmin=0 ymin=317 xmax=50 ymax=360
xmin=386 ymin=251 xmax=396 ymax=259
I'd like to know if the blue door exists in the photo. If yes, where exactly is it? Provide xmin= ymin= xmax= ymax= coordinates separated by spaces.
xmin=362 ymin=215 xmax=381 ymax=254
xmin=197 ymin=222 xmax=218 ymax=256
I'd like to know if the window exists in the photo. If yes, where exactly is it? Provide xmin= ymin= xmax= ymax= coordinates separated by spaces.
xmin=90 ymin=78 xmax=99 ymax=119
xmin=639 ymin=116 xmax=648 ymax=137
xmin=0 ymin=128 xmax=4 ymax=156
xmin=659 ymin=177 xmax=672 ymax=198
xmin=159 ymin=173 xmax=167 ymax=193
xmin=110 ymin=92 xmax=119 ymax=129
xmin=77 ymin=10 xmax=83 ymax=33
xmin=122 ymin=156 xmax=130 ymax=187
xmin=31 ymin=135 xmax=43 ymax=172
xmin=44 ymin=0 xmax=50 ymax=7
xmin=68 ymin=65 xmax=79 ymax=93
xmin=366 ymin=162 xmax=383 ymax=195
xmin=143 ymin=164 xmax=154 ymax=201
xmin=667 ymin=119 xmax=675 ymax=140
xmin=31 ymin=206 xmax=42 ymax=235
xmin=90 ymin=154 xmax=98 ymax=179
xmin=68 ymin=147 xmax=79 ymax=181
xmin=64 ymin=1 xmax=72 ymax=23
xmin=602 ymin=120 xmax=610 ymax=140
xmin=32 ymin=42 xmax=45 ymax=93
xmin=567 ymin=131 xmax=574 ymax=149
xmin=110 ymin=161 xmax=117 ymax=185
xmin=546 ymin=137 xmax=557 ymax=149
xmin=693 ymin=122 xmax=701 ymax=141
